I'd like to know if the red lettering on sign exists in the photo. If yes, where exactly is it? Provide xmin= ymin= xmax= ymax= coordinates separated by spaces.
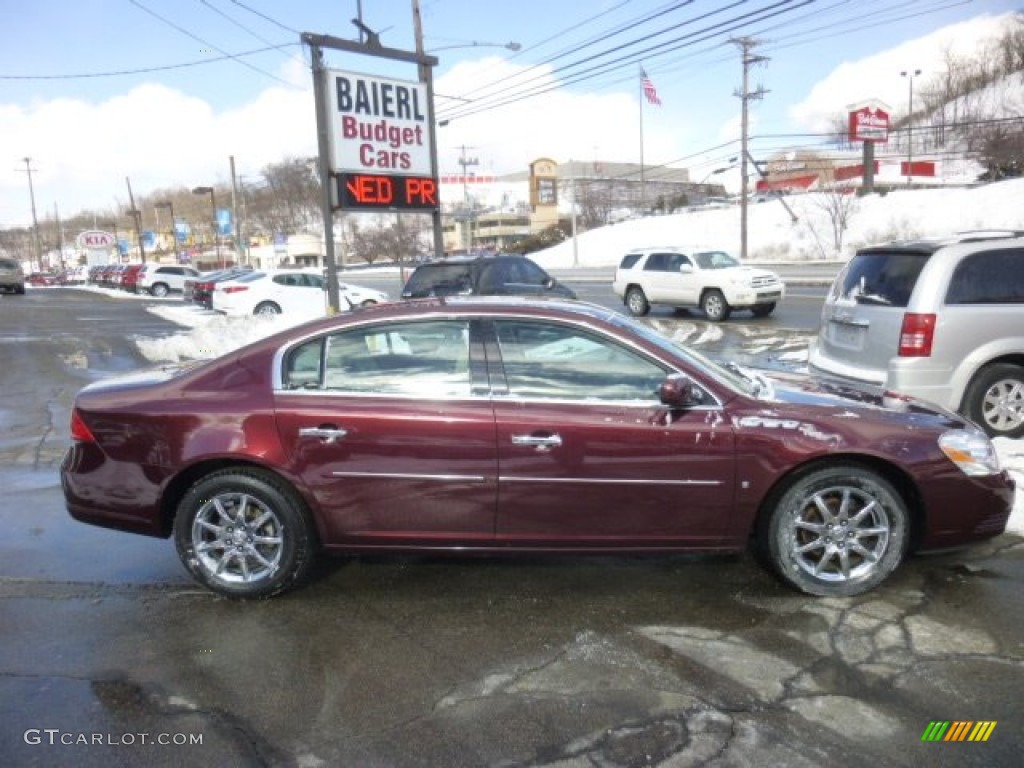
xmin=405 ymin=178 xmax=437 ymax=206
xmin=346 ymin=175 xmax=394 ymax=204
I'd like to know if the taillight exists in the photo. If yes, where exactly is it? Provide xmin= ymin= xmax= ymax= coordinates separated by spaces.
xmin=223 ymin=285 xmax=248 ymax=294
xmin=70 ymin=409 xmax=97 ymax=443
xmin=898 ymin=312 xmax=936 ymax=357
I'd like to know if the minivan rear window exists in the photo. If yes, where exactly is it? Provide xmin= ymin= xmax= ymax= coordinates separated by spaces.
xmin=945 ymin=248 xmax=1024 ymax=304
xmin=832 ymin=251 xmax=929 ymax=307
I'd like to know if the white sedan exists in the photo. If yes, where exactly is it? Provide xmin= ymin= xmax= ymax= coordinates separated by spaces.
xmin=211 ymin=268 xmax=389 ymax=317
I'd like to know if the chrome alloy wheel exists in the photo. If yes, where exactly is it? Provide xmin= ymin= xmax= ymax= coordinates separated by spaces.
xmin=981 ymin=378 xmax=1024 ymax=433
xmin=191 ymin=492 xmax=285 ymax=584
xmin=785 ymin=485 xmax=891 ymax=583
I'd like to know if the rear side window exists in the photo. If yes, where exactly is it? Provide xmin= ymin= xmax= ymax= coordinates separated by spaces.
xmin=945 ymin=248 xmax=1024 ymax=304
xmin=619 ymin=253 xmax=643 ymax=270
xmin=404 ymin=265 xmax=472 ymax=296
xmin=832 ymin=251 xmax=929 ymax=307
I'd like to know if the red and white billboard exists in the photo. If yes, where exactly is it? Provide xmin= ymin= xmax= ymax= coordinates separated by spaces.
xmin=848 ymin=103 xmax=890 ymax=143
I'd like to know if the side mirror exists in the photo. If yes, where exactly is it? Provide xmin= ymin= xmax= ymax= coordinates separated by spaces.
xmin=678 ymin=264 xmax=694 ymax=274
xmin=659 ymin=374 xmax=705 ymax=408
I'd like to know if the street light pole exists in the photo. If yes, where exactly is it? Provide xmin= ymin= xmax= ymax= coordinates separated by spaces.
xmin=155 ymin=201 xmax=176 ymax=262
xmin=191 ymin=186 xmax=221 ymax=268
xmin=901 ymin=69 xmax=921 ymax=187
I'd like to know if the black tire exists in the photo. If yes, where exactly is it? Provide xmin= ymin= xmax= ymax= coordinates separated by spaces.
xmin=701 ymin=289 xmax=731 ymax=322
xmin=150 ymin=282 xmax=169 ymax=297
xmin=254 ymin=301 xmax=282 ymax=316
xmin=751 ymin=302 xmax=776 ymax=318
xmin=625 ymin=286 xmax=650 ymax=316
xmin=173 ymin=468 xmax=318 ymax=598
xmin=16 ymin=285 xmax=26 ymax=295
xmin=758 ymin=465 xmax=909 ymax=597
xmin=963 ymin=363 xmax=1024 ymax=439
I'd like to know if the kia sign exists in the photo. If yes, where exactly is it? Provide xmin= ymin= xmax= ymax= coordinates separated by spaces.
xmin=848 ymin=105 xmax=890 ymax=143
xmin=325 ymin=70 xmax=432 ymax=177
xmin=76 ymin=230 xmax=116 ymax=249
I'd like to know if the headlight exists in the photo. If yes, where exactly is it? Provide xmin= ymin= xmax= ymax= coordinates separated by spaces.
xmin=938 ymin=430 xmax=1000 ymax=476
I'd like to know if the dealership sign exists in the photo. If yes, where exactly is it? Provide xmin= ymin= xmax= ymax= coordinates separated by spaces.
xmin=848 ymin=102 xmax=890 ymax=143
xmin=76 ymin=230 xmax=116 ymax=249
xmin=324 ymin=69 xmax=437 ymax=211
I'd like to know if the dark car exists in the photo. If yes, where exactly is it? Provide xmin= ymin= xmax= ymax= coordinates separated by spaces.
xmin=61 ymin=298 xmax=1014 ymax=599
xmin=188 ymin=266 xmax=253 ymax=308
xmin=401 ymin=253 xmax=576 ymax=300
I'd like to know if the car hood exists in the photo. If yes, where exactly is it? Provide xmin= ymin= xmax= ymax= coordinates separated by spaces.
xmin=761 ymin=370 xmax=966 ymax=429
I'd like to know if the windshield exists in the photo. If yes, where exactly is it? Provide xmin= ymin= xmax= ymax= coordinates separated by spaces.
xmin=694 ymin=251 xmax=740 ymax=269
xmin=609 ymin=313 xmax=759 ymax=396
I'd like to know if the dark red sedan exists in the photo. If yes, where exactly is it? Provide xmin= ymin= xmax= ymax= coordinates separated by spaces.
xmin=61 ymin=298 xmax=1015 ymax=599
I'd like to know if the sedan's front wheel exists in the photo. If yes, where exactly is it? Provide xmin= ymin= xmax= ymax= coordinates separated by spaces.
xmin=759 ymin=465 xmax=909 ymax=597
xmin=174 ymin=469 xmax=317 ymax=598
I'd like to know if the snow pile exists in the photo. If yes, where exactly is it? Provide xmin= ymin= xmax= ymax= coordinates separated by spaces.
xmin=530 ymin=178 xmax=1024 ymax=268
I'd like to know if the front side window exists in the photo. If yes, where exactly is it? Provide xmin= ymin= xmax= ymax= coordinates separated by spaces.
xmin=946 ymin=249 xmax=1024 ymax=304
xmin=282 ymin=321 xmax=472 ymax=397
xmin=493 ymin=320 xmax=666 ymax=401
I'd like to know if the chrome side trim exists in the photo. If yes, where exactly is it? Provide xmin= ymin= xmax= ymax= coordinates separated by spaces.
xmin=500 ymin=476 xmax=723 ymax=486
xmin=329 ymin=471 xmax=488 ymax=482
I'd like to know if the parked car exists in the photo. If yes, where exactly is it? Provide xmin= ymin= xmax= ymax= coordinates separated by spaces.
xmin=61 ymin=297 xmax=1014 ymax=599
xmin=401 ymin=253 xmax=576 ymax=300
xmin=809 ymin=233 xmax=1024 ymax=439
xmin=185 ymin=267 xmax=251 ymax=307
xmin=211 ymin=268 xmax=388 ymax=317
xmin=26 ymin=272 xmax=58 ymax=286
xmin=612 ymin=246 xmax=785 ymax=320
xmin=137 ymin=264 xmax=201 ymax=296
xmin=119 ymin=263 xmax=145 ymax=293
xmin=0 ymin=257 xmax=26 ymax=294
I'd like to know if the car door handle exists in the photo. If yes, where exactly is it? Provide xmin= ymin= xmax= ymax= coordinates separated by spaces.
xmin=511 ymin=433 xmax=563 ymax=450
xmin=298 ymin=426 xmax=348 ymax=444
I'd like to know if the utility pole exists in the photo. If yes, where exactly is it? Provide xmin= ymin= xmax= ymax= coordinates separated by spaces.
xmin=54 ymin=201 xmax=66 ymax=271
xmin=458 ymin=145 xmax=479 ymax=251
xmin=413 ymin=0 xmax=445 ymax=260
xmin=19 ymin=158 xmax=43 ymax=271
xmin=125 ymin=176 xmax=146 ymax=263
xmin=732 ymin=37 xmax=768 ymax=261
xmin=230 ymin=155 xmax=243 ymax=263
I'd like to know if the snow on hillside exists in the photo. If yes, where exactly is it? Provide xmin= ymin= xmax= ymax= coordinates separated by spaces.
xmin=529 ymin=178 xmax=1024 ymax=269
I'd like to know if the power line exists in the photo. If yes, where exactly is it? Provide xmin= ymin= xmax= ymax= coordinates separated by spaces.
xmin=0 ymin=43 xmax=299 ymax=80
xmin=127 ymin=0 xmax=296 ymax=87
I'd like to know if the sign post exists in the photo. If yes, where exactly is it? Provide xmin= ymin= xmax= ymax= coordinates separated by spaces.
xmin=847 ymin=100 xmax=891 ymax=194
xmin=302 ymin=31 xmax=438 ymax=314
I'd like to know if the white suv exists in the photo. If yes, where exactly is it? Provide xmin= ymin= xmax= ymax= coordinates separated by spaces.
xmin=138 ymin=264 xmax=201 ymax=297
xmin=612 ymin=246 xmax=785 ymax=321
xmin=809 ymin=234 xmax=1024 ymax=438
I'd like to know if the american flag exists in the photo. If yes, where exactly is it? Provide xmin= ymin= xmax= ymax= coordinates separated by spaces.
xmin=641 ymin=68 xmax=662 ymax=106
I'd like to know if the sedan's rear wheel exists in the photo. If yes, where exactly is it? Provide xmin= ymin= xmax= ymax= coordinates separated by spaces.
xmin=701 ymin=289 xmax=731 ymax=322
xmin=963 ymin=363 xmax=1024 ymax=438
xmin=760 ymin=465 xmax=909 ymax=597
xmin=625 ymin=286 xmax=650 ymax=316
xmin=173 ymin=469 xmax=317 ymax=598
xmin=254 ymin=301 xmax=281 ymax=316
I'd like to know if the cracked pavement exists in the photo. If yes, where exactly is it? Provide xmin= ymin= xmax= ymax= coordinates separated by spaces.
xmin=1 ymin=289 xmax=1022 ymax=767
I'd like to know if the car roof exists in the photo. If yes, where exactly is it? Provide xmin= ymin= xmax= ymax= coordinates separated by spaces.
xmin=857 ymin=231 xmax=1024 ymax=256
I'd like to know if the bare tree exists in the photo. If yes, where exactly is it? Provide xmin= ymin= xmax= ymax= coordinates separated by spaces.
xmin=811 ymin=187 xmax=859 ymax=256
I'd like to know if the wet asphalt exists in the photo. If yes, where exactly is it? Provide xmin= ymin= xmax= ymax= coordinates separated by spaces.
xmin=1 ymin=287 xmax=1022 ymax=768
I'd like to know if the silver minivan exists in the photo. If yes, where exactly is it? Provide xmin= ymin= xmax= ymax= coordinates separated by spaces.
xmin=808 ymin=234 xmax=1024 ymax=438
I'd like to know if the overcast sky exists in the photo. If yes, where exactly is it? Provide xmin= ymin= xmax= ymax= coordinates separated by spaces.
xmin=1 ymin=0 xmax=1018 ymax=228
